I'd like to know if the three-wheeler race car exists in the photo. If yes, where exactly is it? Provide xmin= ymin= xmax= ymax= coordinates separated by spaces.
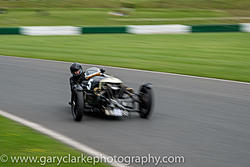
xmin=71 ymin=67 xmax=153 ymax=121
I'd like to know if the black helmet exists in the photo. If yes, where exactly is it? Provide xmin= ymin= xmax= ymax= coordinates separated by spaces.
xmin=70 ymin=63 xmax=83 ymax=77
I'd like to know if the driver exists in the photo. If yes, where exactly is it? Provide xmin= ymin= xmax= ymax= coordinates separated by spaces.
xmin=69 ymin=63 xmax=86 ymax=105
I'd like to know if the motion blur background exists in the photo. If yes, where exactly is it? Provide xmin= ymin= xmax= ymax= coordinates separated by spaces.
xmin=0 ymin=0 xmax=250 ymax=26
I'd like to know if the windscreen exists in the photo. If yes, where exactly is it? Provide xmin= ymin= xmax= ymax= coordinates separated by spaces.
xmin=85 ymin=67 xmax=100 ymax=76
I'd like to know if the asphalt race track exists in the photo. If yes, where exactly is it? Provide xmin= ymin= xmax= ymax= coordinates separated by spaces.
xmin=0 ymin=56 xmax=250 ymax=167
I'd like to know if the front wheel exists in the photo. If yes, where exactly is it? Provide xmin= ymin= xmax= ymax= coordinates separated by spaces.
xmin=139 ymin=84 xmax=153 ymax=119
xmin=71 ymin=91 xmax=84 ymax=121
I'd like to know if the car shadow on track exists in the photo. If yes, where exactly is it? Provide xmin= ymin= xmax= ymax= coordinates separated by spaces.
xmin=65 ymin=106 xmax=142 ymax=122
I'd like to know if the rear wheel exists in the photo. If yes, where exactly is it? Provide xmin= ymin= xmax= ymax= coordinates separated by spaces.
xmin=139 ymin=84 xmax=153 ymax=119
xmin=71 ymin=91 xmax=84 ymax=121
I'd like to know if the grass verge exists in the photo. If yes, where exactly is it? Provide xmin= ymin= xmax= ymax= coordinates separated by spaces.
xmin=0 ymin=0 xmax=250 ymax=9
xmin=0 ymin=8 xmax=250 ymax=26
xmin=0 ymin=115 xmax=109 ymax=167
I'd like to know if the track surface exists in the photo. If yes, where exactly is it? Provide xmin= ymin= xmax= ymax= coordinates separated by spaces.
xmin=0 ymin=56 xmax=250 ymax=167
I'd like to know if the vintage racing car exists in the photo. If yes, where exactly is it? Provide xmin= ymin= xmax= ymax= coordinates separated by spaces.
xmin=71 ymin=67 xmax=153 ymax=121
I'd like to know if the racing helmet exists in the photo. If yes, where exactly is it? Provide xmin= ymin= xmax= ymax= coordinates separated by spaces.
xmin=70 ymin=63 xmax=83 ymax=77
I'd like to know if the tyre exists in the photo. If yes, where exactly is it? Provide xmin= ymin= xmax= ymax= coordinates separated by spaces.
xmin=139 ymin=84 xmax=153 ymax=119
xmin=71 ymin=91 xmax=84 ymax=121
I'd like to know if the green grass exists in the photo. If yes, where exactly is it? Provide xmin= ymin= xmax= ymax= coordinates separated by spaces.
xmin=0 ymin=0 xmax=249 ymax=26
xmin=0 ymin=8 xmax=240 ymax=26
xmin=0 ymin=115 xmax=109 ymax=167
xmin=0 ymin=0 xmax=250 ymax=9
xmin=1 ymin=8 xmax=250 ymax=26
xmin=0 ymin=33 xmax=250 ymax=82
